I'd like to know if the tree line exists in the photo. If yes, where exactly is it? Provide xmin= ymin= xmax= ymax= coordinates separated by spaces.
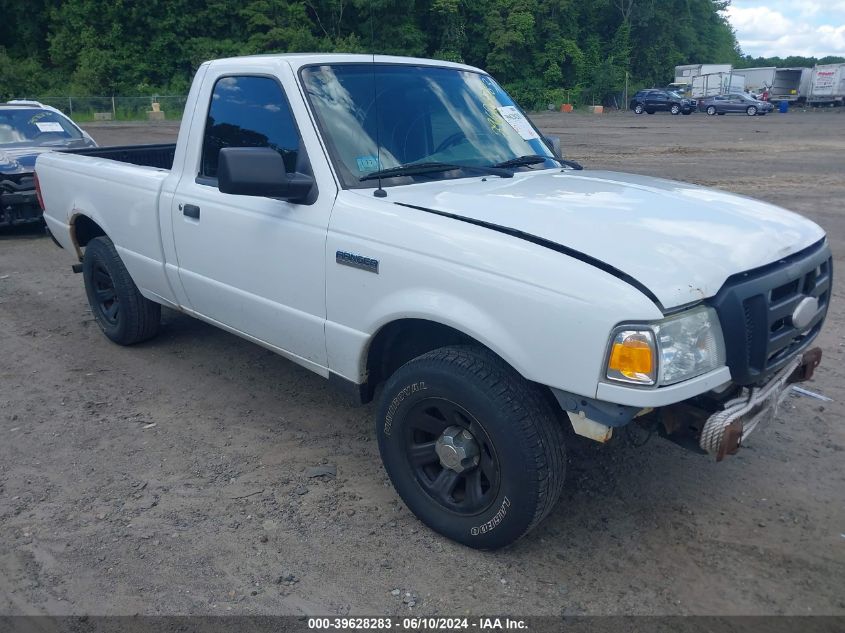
xmin=0 ymin=0 xmax=838 ymax=109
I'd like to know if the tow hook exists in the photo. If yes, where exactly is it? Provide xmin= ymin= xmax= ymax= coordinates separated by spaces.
xmin=787 ymin=347 xmax=822 ymax=384
xmin=701 ymin=347 xmax=823 ymax=461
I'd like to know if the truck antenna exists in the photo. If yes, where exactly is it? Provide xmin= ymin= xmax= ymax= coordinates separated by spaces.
xmin=371 ymin=3 xmax=386 ymax=198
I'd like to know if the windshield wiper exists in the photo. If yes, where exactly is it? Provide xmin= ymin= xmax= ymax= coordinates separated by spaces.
xmin=491 ymin=154 xmax=548 ymax=168
xmin=492 ymin=154 xmax=584 ymax=171
xmin=360 ymin=162 xmax=512 ymax=181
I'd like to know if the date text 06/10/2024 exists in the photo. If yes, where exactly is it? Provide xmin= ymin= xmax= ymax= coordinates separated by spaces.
xmin=307 ymin=617 xmax=528 ymax=630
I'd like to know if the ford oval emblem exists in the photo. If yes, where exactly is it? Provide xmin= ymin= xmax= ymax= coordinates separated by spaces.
xmin=791 ymin=296 xmax=818 ymax=331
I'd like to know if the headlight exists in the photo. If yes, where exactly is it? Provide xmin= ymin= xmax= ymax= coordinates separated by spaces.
xmin=605 ymin=306 xmax=725 ymax=387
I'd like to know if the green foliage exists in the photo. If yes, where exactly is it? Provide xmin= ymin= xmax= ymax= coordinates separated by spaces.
xmin=0 ymin=0 xmax=742 ymax=108
xmin=736 ymin=55 xmax=845 ymax=69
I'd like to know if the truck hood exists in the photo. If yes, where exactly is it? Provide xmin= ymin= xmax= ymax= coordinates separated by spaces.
xmin=377 ymin=169 xmax=826 ymax=309
xmin=0 ymin=146 xmax=53 ymax=174
xmin=0 ymin=140 xmax=95 ymax=175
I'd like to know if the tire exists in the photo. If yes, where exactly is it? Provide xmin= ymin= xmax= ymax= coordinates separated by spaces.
xmin=376 ymin=346 xmax=566 ymax=549
xmin=670 ymin=104 xmax=681 ymax=115
xmin=633 ymin=103 xmax=644 ymax=114
xmin=706 ymin=106 xmax=717 ymax=116
xmin=83 ymin=236 xmax=161 ymax=345
xmin=746 ymin=106 xmax=758 ymax=116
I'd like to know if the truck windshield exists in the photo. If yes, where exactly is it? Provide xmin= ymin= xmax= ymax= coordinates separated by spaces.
xmin=300 ymin=63 xmax=557 ymax=188
xmin=0 ymin=108 xmax=84 ymax=147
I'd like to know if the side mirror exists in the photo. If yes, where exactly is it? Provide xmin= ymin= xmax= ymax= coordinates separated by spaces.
xmin=543 ymin=135 xmax=562 ymax=158
xmin=218 ymin=147 xmax=314 ymax=201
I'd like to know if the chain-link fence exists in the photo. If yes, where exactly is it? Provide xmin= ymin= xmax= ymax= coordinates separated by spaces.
xmin=31 ymin=95 xmax=188 ymax=122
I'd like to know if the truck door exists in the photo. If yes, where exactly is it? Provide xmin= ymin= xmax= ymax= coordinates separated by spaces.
xmin=170 ymin=73 xmax=333 ymax=370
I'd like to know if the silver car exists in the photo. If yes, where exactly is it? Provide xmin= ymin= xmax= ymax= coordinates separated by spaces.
xmin=699 ymin=93 xmax=774 ymax=116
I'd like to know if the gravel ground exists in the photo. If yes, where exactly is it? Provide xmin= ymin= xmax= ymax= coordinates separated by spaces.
xmin=1 ymin=110 xmax=843 ymax=617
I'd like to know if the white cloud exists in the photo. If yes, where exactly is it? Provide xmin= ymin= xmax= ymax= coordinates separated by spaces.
xmin=725 ymin=2 xmax=845 ymax=57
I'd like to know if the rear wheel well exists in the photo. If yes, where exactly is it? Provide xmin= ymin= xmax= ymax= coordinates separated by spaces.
xmin=72 ymin=215 xmax=106 ymax=251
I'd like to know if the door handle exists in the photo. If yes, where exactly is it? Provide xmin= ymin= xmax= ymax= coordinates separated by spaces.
xmin=182 ymin=203 xmax=200 ymax=219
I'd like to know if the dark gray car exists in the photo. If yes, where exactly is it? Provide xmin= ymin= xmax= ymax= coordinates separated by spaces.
xmin=699 ymin=93 xmax=774 ymax=116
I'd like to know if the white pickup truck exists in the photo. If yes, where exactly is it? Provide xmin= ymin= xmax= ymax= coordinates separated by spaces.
xmin=37 ymin=54 xmax=831 ymax=549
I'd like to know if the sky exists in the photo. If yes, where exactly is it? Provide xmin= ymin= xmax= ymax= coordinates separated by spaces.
xmin=724 ymin=0 xmax=845 ymax=58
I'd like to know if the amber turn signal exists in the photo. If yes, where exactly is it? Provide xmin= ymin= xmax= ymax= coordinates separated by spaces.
xmin=606 ymin=330 xmax=656 ymax=385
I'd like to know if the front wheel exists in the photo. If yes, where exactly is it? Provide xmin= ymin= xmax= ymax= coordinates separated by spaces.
xmin=633 ymin=103 xmax=644 ymax=114
xmin=83 ymin=236 xmax=161 ymax=345
xmin=670 ymin=104 xmax=681 ymax=115
xmin=706 ymin=106 xmax=717 ymax=116
xmin=747 ymin=106 xmax=758 ymax=116
xmin=376 ymin=346 xmax=567 ymax=549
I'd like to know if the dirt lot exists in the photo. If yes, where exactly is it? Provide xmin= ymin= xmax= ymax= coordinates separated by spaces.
xmin=1 ymin=110 xmax=844 ymax=617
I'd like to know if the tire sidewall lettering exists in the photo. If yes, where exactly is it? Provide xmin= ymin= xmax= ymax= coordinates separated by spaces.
xmin=383 ymin=381 xmax=427 ymax=437
xmin=470 ymin=496 xmax=511 ymax=536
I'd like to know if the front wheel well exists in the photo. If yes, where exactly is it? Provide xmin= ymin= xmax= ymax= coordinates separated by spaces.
xmin=361 ymin=318 xmax=564 ymax=417
xmin=363 ymin=319 xmax=476 ymax=402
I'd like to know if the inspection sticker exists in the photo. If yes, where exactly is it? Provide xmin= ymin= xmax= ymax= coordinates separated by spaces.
xmin=496 ymin=106 xmax=539 ymax=140
xmin=355 ymin=155 xmax=380 ymax=172
xmin=35 ymin=122 xmax=64 ymax=133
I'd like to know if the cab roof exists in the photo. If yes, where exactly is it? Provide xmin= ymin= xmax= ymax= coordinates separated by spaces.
xmin=203 ymin=53 xmax=485 ymax=75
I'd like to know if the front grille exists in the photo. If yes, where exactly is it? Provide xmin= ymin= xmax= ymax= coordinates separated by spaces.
xmin=710 ymin=240 xmax=832 ymax=385
xmin=1 ymin=172 xmax=40 ymax=226
xmin=0 ymin=172 xmax=34 ymax=191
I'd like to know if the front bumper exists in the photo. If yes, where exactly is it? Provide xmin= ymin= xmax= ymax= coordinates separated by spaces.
xmin=699 ymin=347 xmax=821 ymax=460
xmin=1 ymin=175 xmax=41 ymax=227
xmin=596 ymin=366 xmax=732 ymax=408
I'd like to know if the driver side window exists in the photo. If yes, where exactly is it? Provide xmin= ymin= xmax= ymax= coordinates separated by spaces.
xmin=200 ymin=75 xmax=299 ymax=179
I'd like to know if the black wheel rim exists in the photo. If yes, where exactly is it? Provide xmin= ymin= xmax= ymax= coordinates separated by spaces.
xmin=93 ymin=262 xmax=120 ymax=325
xmin=403 ymin=397 xmax=500 ymax=516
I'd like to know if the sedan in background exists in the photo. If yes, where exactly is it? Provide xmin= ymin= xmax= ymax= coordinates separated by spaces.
xmin=699 ymin=93 xmax=774 ymax=117
xmin=630 ymin=89 xmax=695 ymax=115
xmin=1 ymin=100 xmax=96 ymax=227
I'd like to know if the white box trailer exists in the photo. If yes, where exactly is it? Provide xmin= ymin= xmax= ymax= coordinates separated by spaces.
xmin=674 ymin=64 xmax=733 ymax=86
xmin=734 ymin=67 xmax=811 ymax=102
xmin=691 ymin=72 xmax=745 ymax=98
xmin=809 ymin=63 xmax=845 ymax=105
xmin=735 ymin=67 xmax=776 ymax=93
xmin=772 ymin=67 xmax=812 ymax=102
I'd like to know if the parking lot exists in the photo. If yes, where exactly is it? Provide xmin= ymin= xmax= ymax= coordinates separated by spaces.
xmin=1 ymin=110 xmax=843 ymax=616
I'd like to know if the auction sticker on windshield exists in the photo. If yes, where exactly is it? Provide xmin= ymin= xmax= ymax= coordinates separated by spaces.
xmin=35 ymin=122 xmax=64 ymax=133
xmin=496 ymin=106 xmax=539 ymax=140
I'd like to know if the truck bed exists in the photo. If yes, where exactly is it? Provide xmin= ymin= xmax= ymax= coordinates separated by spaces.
xmin=37 ymin=147 xmax=176 ymax=306
xmin=65 ymin=143 xmax=176 ymax=170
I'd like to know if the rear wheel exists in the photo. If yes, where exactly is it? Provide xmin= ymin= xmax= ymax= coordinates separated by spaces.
xmin=376 ymin=346 xmax=567 ymax=549
xmin=633 ymin=103 xmax=644 ymax=114
xmin=83 ymin=236 xmax=161 ymax=345
xmin=746 ymin=105 xmax=758 ymax=116
xmin=706 ymin=106 xmax=717 ymax=116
